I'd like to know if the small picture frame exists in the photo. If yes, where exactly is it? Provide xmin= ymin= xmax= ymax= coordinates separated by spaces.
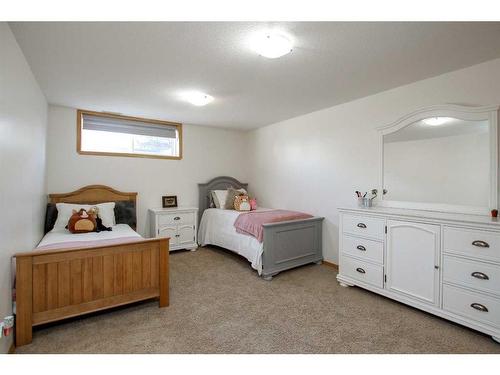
xmin=162 ymin=195 xmax=178 ymax=208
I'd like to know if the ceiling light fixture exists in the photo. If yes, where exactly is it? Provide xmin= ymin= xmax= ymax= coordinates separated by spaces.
xmin=251 ymin=32 xmax=293 ymax=59
xmin=422 ymin=117 xmax=452 ymax=126
xmin=181 ymin=91 xmax=214 ymax=106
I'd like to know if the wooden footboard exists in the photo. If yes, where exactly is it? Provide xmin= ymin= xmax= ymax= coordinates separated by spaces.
xmin=262 ymin=217 xmax=324 ymax=279
xmin=15 ymin=238 xmax=169 ymax=347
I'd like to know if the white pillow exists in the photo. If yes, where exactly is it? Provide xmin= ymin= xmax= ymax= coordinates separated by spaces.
xmin=94 ymin=202 xmax=116 ymax=228
xmin=53 ymin=202 xmax=116 ymax=231
xmin=211 ymin=189 xmax=247 ymax=209
xmin=211 ymin=190 xmax=228 ymax=209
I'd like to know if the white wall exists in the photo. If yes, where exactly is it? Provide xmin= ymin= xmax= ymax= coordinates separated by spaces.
xmin=46 ymin=105 xmax=249 ymax=236
xmin=0 ymin=23 xmax=47 ymax=353
xmin=247 ymin=57 xmax=500 ymax=264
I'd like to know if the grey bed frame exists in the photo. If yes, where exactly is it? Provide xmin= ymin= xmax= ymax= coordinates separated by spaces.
xmin=198 ymin=176 xmax=324 ymax=280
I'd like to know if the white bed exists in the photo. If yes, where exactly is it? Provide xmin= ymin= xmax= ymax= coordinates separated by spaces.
xmin=198 ymin=208 xmax=264 ymax=274
xmin=37 ymin=224 xmax=143 ymax=249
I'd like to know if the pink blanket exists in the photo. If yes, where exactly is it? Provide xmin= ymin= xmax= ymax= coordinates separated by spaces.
xmin=234 ymin=210 xmax=313 ymax=242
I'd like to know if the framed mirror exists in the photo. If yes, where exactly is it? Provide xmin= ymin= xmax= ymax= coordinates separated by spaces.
xmin=378 ymin=105 xmax=499 ymax=215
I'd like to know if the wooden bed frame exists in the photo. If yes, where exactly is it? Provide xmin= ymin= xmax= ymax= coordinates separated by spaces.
xmin=14 ymin=185 xmax=169 ymax=347
xmin=198 ymin=176 xmax=324 ymax=280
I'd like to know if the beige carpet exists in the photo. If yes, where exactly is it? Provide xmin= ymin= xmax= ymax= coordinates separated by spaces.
xmin=15 ymin=246 xmax=500 ymax=354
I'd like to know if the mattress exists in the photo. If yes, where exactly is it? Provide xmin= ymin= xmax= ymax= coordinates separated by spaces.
xmin=198 ymin=208 xmax=264 ymax=274
xmin=36 ymin=224 xmax=143 ymax=250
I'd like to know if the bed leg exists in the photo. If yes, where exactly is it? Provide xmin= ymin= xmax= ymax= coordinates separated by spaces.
xmin=159 ymin=239 xmax=170 ymax=307
xmin=15 ymin=256 xmax=33 ymax=346
xmin=262 ymin=271 xmax=278 ymax=281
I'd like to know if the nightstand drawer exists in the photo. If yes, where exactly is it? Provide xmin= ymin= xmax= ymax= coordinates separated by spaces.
xmin=158 ymin=212 xmax=194 ymax=226
xmin=342 ymin=214 xmax=385 ymax=240
xmin=342 ymin=234 xmax=383 ymax=264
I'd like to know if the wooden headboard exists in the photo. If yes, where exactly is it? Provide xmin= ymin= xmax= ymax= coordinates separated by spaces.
xmin=49 ymin=185 xmax=137 ymax=205
xmin=48 ymin=185 xmax=138 ymax=230
xmin=198 ymin=176 xmax=248 ymax=224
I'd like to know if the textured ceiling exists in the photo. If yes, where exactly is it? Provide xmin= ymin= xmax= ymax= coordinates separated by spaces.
xmin=9 ymin=22 xmax=500 ymax=130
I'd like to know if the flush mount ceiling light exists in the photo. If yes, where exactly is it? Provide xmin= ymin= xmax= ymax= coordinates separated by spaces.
xmin=181 ymin=91 xmax=214 ymax=106
xmin=251 ymin=32 xmax=293 ymax=59
xmin=422 ymin=117 xmax=452 ymax=126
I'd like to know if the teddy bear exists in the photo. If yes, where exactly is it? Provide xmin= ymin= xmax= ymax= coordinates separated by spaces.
xmin=66 ymin=207 xmax=113 ymax=234
xmin=67 ymin=208 xmax=97 ymax=233
xmin=234 ymin=195 xmax=251 ymax=211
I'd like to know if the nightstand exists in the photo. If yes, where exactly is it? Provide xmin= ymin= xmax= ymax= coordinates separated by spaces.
xmin=149 ymin=207 xmax=198 ymax=251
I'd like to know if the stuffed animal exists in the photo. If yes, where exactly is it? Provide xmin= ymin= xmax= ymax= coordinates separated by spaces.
xmin=234 ymin=195 xmax=251 ymax=211
xmin=249 ymin=198 xmax=257 ymax=211
xmin=67 ymin=209 xmax=97 ymax=233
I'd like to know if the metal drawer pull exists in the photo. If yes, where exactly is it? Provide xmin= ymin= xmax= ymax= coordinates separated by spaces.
xmin=470 ymin=303 xmax=488 ymax=312
xmin=356 ymin=267 xmax=366 ymax=274
xmin=472 ymin=240 xmax=489 ymax=248
xmin=471 ymin=272 xmax=489 ymax=280
xmin=175 ymin=234 xmax=180 ymax=237
xmin=174 ymin=216 xmax=181 ymax=221
xmin=356 ymin=245 xmax=366 ymax=251
xmin=357 ymin=223 xmax=367 ymax=229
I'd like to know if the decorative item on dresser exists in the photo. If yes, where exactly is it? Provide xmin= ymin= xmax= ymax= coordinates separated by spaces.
xmin=162 ymin=195 xmax=178 ymax=208
xmin=338 ymin=104 xmax=500 ymax=343
xmin=149 ymin=207 xmax=198 ymax=251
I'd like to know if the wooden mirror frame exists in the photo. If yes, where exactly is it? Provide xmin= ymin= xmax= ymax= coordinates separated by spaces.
xmin=377 ymin=104 xmax=499 ymax=215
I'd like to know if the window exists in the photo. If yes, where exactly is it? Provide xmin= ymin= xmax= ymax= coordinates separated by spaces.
xmin=77 ymin=110 xmax=182 ymax=159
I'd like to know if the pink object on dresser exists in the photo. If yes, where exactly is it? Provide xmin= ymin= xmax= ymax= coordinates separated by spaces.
xmin=234 ymin=209 xmax=313 ymax=242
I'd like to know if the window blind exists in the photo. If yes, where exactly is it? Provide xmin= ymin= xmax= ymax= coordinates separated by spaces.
xmin=82 ymin=114 xmax=178 ymax=139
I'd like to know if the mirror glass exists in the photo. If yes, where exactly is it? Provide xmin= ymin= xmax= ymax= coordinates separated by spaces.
xmin=383 ymin=117 xmax=490 ymax=207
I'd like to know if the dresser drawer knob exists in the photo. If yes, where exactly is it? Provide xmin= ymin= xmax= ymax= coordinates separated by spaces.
xmin=471 ymin=272 xmax=489 ymax=280
xmin=356 ymin=223 xmax=367 ymax=229
xmin=356 ymin=245 xmax=366 ymax=251
xmin=175 ymin=234 xmax=180 ymax=237
xmin=356 ymin=267 xmax=366 ymax=274
xmin=470 ymin=303 xmax=488 ymax=312
xmin=174 ymin=216 xmax=181 ymax=221
xmin=472 ymin=240 xmax=489 ymax=248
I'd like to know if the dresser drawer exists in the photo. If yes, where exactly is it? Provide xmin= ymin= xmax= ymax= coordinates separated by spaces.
xmin=158 ymin=212 xmax=194 ymax=226
xmin=443 ymin=256 xmax=500 ymax=297
xmin=342 ymin=234 xmax=383 ymax=264
xmin=341 ymin=255 xmax=384 ymax=288
xmin=342 ymin=214 xmax=385 ymax=240
xmin=443 ymin=227 xmax=500 ymax=262
xmin=443 ymin=284 xmax=500 ymax=328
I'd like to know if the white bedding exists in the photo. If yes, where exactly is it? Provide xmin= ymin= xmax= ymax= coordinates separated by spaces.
xmin=198 ymin=208 xmax=264 ymax=274
xmin=37 ymin=224 xmax=142 ymax=248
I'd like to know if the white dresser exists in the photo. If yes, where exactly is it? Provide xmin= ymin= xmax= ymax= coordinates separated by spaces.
xmin=149 ymin=207 xmax=198 ymax=251
xmin=338 ymin=206 xmax=500 ymax=343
